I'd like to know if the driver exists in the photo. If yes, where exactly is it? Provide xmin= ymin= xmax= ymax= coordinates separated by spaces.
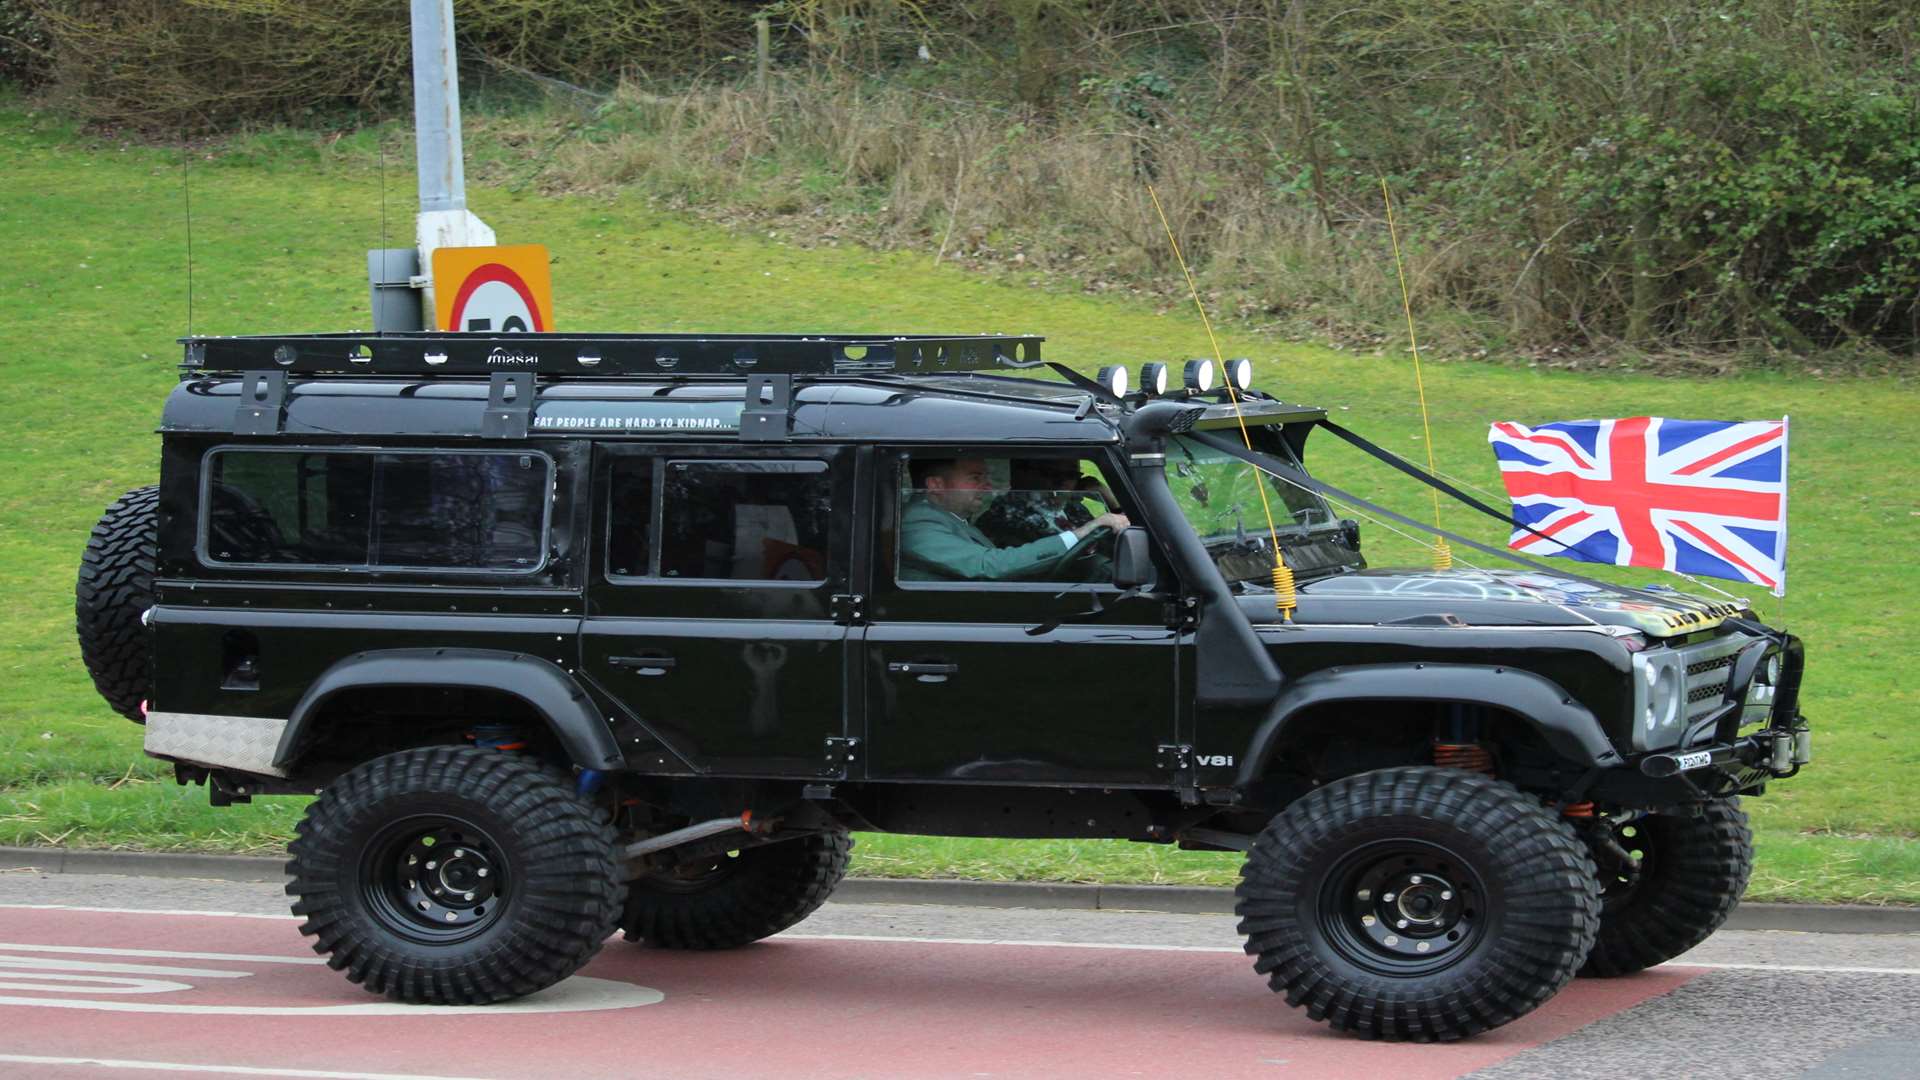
xmin=900 ymin=458 xmax=1128 ymax=582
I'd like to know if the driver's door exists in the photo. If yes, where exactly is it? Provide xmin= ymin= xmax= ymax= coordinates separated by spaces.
xmin=860 ymin=450 xmax=1180 ymax=784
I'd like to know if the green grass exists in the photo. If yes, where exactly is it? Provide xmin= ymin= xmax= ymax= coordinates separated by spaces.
xmin=0 ymin=104 xmax=1915 ymax=902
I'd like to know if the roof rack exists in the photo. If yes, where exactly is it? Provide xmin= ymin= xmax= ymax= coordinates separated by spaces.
xmin=181 ymin=331 xmax=1045 ymax=378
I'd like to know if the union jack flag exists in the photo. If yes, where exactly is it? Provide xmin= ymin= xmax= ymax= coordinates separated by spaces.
xmin=1488 ymin=417 xmax=1789 ymax=595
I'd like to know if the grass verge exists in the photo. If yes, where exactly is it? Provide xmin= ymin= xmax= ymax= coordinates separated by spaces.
xmin=0 ymin=103 xmax=1914 ymax=904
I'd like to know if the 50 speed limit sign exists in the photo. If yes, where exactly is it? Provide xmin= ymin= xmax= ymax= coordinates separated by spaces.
xmin=431 ymin=244 xmax=555 ymax=333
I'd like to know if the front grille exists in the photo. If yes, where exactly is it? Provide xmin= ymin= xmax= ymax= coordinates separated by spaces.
xmin=1686 ymin=656 xmax=1735 ymax=705
xmin=1675 ymin=636 xmax=1750 ymax=723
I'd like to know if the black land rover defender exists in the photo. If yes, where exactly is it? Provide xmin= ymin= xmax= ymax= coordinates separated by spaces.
xmin=75 ymin=331 xmax=1809 ymax=1041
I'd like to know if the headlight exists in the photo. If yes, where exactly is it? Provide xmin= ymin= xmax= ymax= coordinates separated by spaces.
xmin=1648 ymin=664 xmax=1682 ymax=731
xmin=1761 ymin=653 xmax=1781 ymax=684
xmin=1632 ymin=651 xmax=1687 ymax=749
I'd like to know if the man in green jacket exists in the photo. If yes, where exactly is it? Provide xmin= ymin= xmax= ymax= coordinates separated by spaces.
xmin=901 ymin=458 xmax=1129 ymax=582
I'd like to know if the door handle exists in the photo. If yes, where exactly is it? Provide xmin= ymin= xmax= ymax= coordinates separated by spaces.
xmin=610 ymin=655 xmax=676 ymax=675
xmin=888 ymin=662 xmax=959 ymax=681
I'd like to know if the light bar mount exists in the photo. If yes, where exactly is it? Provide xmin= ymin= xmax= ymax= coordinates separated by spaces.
xmin=181 ymin=331 xmax=1045 ymax=379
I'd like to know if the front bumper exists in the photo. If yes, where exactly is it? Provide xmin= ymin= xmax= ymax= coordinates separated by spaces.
xmin=1633 ymin=630 xmax=1809 ymax=791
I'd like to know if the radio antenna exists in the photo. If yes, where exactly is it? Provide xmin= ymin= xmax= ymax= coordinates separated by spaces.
xmin=1148 ymin=184 xmax=1296 ymax=621
xmin=181 ymin=133 xmax=194 ymax=335
xmin=1381 ymin=178 xmax=1451 ymax=571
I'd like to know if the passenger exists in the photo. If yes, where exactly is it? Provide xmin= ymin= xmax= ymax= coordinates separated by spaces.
xmin=975 ymin=458 xmax=1116 ymax=548
xmin=900 ymin=458 xmax=1128 ymax=582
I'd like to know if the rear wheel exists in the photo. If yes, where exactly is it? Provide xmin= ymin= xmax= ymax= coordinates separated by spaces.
xmin=1581 ymin=799 xmax=1752 ymax=977
xmin=75 ymin=485 xmax=158 ymax=722
xmin=622 ymin=830 xmax=852 ymax=950
xmin=286 ymin=747 xmax=624 ymax=1004
xmin=1236 ymin=767 xmax=1600 ymax=1042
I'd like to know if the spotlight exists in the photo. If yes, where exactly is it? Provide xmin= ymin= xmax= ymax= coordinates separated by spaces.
xmin=1226 ymin=357 xmax=1253 ymax=392
xmin=1182 ymin=359 xmax=1215 ymax=392
xmin=1095 ymin=365 xmax=1129 ymax=397
xmin=1139 ymin=362 xmax=1169 ymax=396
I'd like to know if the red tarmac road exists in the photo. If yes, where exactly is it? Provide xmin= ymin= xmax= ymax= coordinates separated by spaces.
xmin=0 ymin=905 xmax=1696 ymax=1080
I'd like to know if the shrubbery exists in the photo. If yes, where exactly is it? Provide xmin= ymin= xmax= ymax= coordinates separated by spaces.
xmin=14 ymin=0 xmax=1918 ymax=357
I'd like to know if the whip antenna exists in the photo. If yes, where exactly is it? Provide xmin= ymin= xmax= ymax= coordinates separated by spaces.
xmin=1381 ymin=178 xmax=1451 ymax=571
xmin=1147 ymin=185 xmax=1295 ymax=620
xmin=181 ymin=134 xmax=194 ymax=336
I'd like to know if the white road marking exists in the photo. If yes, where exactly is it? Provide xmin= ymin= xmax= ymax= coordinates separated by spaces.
xmin=0 ymin=973 xmax=662 ymax=1015
xmin=0 ymin=972 xmax=194 ymax=995
xmin=0 ymin=904 xmax=296 ymax=921
xmin=0 ymin=954 xmax=254 ymax=978
xmin=0 ymin=943 xmax=323 ymax=966
xmin=0 ymin=1055 xmax=499 ymax=1080
xmin=780 ymin=931 xmax=1244 ymax=953
xmin=1667 ymin=961 xmax=1920 ymax=976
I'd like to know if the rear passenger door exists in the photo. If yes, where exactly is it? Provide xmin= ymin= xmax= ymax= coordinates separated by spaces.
xmin=582 ymin=445 xmax=854 ymax=777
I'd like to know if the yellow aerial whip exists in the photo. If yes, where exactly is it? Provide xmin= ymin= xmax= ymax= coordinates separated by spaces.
xmin=1381 ymin=178 xmax=1452 ymax=572
xmin=1147 ymin=185 xmax=1295 ymax=620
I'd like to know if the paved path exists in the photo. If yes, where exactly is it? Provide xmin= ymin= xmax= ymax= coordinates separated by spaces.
xmin=1 ymin=871 xmax=1916 ymax=1079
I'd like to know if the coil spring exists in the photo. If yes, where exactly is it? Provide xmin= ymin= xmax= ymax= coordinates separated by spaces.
xmin=1272 ymin=562 xmax=1297 ymax=621
xmin=1432 ymin=741 xmax=1494 ymax=774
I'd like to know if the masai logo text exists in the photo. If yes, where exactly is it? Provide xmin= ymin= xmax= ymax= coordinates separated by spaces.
xmin=487 ymin=348 xmax=537 ymax=365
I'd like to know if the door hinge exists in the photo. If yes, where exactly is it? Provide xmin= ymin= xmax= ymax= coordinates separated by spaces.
xmin=831 ymin=593 xmax=866 ymax=625
xmin=1167 ymin=595 xmax=1199 ymax=630
xmin=822 ymin=736 xmax=861 ymax=778
xmin=1156 ymin=743 xmax=1194 ymax=771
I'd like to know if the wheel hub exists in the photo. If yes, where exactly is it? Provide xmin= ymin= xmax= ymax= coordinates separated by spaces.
xmin=364 ymin=819 xmax=507 ymax=942
xmin=1321 ymin=842 xmax=1485 ymax=973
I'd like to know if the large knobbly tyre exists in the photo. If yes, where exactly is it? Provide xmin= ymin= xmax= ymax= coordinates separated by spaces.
xmin=1236 ymin=767 xmax=1601 ymax=1042
xmin=286 ymin=747 xmax=625 ymax=1005
xmin=75 ymin=485 xmax=158 ymax=722
xmin=622 ymin=830 xmax=852 ymax=950
xmin=1581 ymin=798 xmax=1752 ymax=977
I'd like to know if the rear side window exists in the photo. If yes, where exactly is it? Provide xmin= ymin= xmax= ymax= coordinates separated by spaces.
xmin=202 ymin=449 xmax=551 ymax=572
xmin=656 ymin=460 xmax=831 ymax=582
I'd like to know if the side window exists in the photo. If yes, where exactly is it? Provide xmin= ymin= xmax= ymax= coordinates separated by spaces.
xmin=203 ymin=450 xmax=550 ymax=571
xmin=658 ymin=460 xmax=832 ymax=582
xmin=897 ymin=455 xmax=1122 ymax=586
xmin=605 ymin=456 xmax=655 ymax=577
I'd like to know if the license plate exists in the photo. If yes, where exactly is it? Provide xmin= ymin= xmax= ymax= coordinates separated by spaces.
xmin=1674 ymin=750 xmax=1714 ymax=772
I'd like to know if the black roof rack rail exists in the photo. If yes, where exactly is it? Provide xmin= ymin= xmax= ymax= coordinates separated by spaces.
xmin=180 ymin=331 xmax=1046 ymax=378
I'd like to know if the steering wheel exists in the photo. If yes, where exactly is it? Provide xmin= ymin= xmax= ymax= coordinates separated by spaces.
xmin=1056 ymin=526 xmax=1116 ymax=582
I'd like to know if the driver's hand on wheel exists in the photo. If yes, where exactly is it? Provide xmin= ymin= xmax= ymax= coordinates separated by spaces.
xmin=1073 ymin=512 xmax=1129 ymax=540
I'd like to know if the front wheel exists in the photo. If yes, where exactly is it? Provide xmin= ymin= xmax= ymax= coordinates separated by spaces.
xmin=286 ymin=747 xmax=624 ymax=1004
xmin=1236 ymin=767 xmax=1600 ymax=1042
xmin=1581 ymin=799 xmax=1752 ymax=977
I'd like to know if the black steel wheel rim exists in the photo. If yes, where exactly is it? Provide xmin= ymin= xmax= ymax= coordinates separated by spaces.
xmin=1598 ymin=816 xmax=1656 ymax=912
xmin=360 ymin=814 xmax=508 ymax=945
xmin=1316 ymin=838 xmax=1489 ymax=976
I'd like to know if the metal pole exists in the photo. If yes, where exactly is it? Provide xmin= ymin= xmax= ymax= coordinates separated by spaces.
xmin=755 ymin=17 xmax=770 ymax=102
xmin=411 ymin=0 xmax=466 ymax=213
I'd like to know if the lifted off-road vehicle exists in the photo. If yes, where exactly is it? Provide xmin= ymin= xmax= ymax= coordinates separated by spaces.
xmin=76 ymin=330 xmax=1809 ymax=1041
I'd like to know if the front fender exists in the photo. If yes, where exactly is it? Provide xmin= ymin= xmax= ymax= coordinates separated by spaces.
xmin=1234 ymin=662 xmax=1622 ymax=786
xmin=274 ymin=648 xmax=623 ymax=770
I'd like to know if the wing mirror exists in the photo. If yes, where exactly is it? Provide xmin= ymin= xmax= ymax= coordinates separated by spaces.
xmin=1113 ymin=526 xmax=1155 ymax=590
